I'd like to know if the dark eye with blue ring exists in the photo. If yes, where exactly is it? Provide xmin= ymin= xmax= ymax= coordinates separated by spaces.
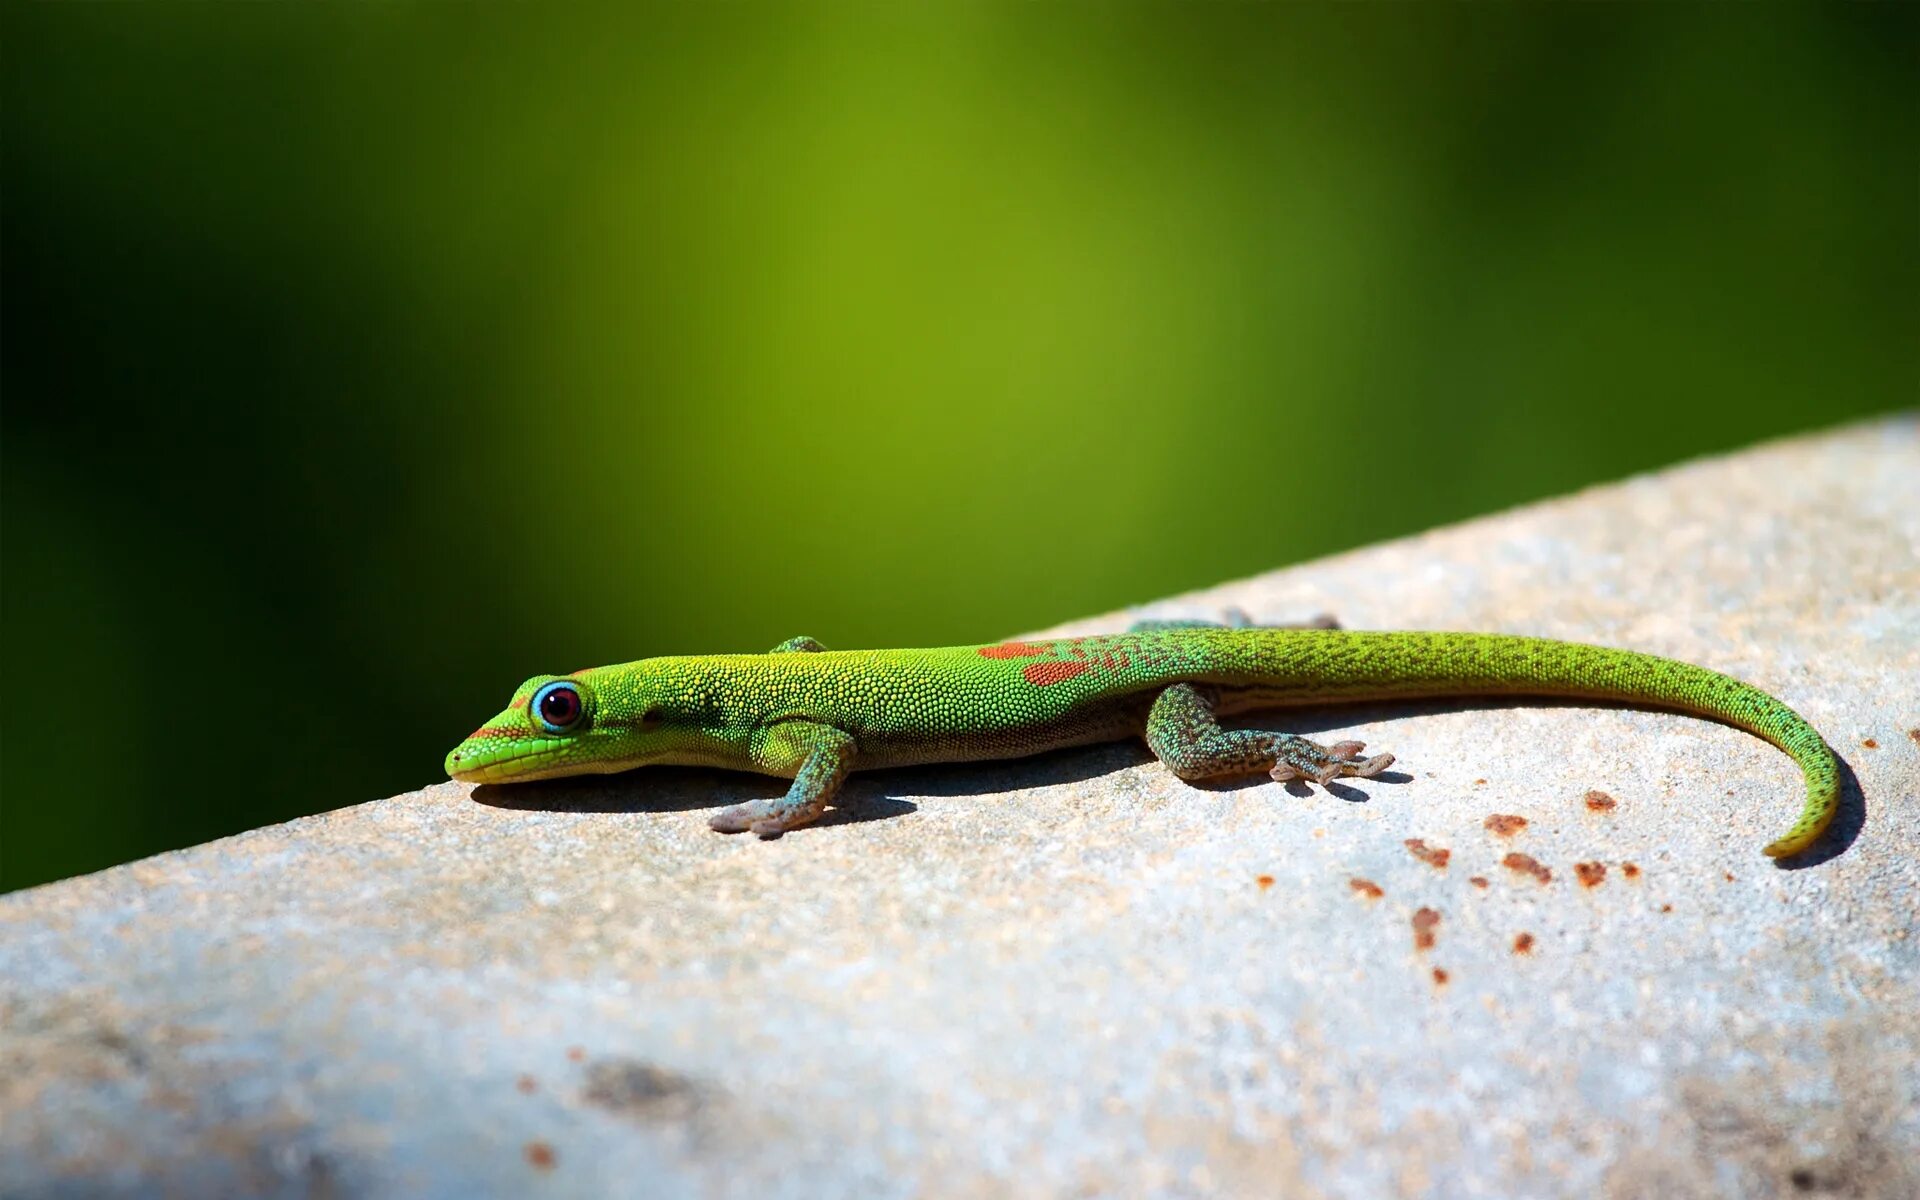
xmin=532 ymin=681 xmax=584 ymax=733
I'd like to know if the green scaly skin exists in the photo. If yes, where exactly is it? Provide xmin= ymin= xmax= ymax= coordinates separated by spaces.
xmin=445 ymin=627 xmax=1840 ymax=857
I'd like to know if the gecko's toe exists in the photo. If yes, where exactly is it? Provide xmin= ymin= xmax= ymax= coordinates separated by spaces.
xmin=1271 ymin=736 xmax=1395 ymax=789
xmin=1324 ymin=741 xmax=1393 ymax=779
xmin=710 ymin=798 xmax=828 ymax=837
xmin=1352 ymin=752 xmax=1395 ymax=778
xmin=710 ymin=799 xmax=778 ymax=834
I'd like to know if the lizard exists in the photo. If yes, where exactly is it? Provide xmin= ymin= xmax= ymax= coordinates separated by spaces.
xmin=444 ymin=619 xmax=1840 ymax=858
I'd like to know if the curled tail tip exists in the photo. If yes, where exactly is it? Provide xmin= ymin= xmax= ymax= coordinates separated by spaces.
xmin=1762 ymin=827 xmax=1823 ymax=859
xmin=1759 ymin=727 xmax=1840 ymax=859
xmin=1760 ymin=797 xmax=1838 ymax=859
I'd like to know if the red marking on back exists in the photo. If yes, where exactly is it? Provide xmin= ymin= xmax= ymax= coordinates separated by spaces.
xmin=1025 ymin=660 xmax=1091 ymax=687
xmin=979 ymin=641 xmax=1049 ymax=659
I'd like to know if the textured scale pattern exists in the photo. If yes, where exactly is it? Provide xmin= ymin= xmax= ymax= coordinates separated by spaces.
xmin=446 ymin=629 xmax=1839 ymax=856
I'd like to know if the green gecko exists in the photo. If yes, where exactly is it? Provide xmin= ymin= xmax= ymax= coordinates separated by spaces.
xmin=445 ymin=620 xmax=1840 ymax=858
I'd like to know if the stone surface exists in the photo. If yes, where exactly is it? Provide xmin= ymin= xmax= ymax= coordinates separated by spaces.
xmin=5 ymin=418 xmax=1918 ymax=1199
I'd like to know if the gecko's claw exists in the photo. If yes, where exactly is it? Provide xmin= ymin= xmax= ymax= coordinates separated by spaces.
xmin=1269 ymin=737 xmax=1395 ymax=787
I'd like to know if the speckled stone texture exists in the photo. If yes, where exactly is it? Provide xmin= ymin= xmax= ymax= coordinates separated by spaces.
xmin=4 ymin=418 xmax=1917 ymax=1199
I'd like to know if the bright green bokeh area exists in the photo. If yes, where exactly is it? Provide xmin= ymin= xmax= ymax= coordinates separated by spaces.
xmin=3 ymin=5 xmax=1912 ymax=891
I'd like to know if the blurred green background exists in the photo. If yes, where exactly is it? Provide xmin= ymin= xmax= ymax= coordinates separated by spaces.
xmin=3 ymin=4 xmax=1912 ymax=892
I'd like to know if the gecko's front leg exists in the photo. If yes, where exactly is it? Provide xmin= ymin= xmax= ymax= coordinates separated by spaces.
xmin=710 ymin=720 xmax=858 ymax=839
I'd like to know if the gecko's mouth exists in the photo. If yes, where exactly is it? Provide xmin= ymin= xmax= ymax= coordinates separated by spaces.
xmin=445 ymin=741 xmax=579 ymax=784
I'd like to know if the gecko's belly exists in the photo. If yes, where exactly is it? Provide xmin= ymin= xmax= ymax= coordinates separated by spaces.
xmin=847 ymin=699 xmax=1148 ymax=770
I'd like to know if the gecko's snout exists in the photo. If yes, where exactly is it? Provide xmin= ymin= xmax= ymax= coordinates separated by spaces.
xmin=445 ymin=742 xmax=487 ymax=781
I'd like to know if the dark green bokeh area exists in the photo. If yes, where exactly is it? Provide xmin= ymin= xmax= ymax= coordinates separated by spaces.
xmin=2 ymin=5 xmax=1912 ymax=891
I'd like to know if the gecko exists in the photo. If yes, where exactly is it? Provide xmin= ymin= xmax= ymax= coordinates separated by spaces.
xmin=444 ymin=619 xmax=1840 ymax=858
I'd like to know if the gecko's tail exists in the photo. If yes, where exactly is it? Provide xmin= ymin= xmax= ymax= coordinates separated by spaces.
xmin=1228 ymin=630 xmax=1841 ymax=858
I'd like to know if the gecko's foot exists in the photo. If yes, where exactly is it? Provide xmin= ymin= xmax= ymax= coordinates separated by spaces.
xmin=709 ymin=798 xmax=828 ymax=839
xmin=1129 ymin=609 xmax=1342 ymax=633
xmin=1220 ymin=607 xmax=1340 ymax=629
xmin=1268 ymin=737 xmax=1395 ymax=787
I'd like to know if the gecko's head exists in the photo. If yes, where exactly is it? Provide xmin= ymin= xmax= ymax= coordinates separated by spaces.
xmin=445 ymin=672 xmax=660 ymax=783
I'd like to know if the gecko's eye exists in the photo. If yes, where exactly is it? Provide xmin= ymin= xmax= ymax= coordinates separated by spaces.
xmin=531 ymin=681 xmax=585 ymax=734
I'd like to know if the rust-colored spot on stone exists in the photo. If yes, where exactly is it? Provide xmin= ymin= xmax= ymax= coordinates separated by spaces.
xmin=1513 ymin=932 xmax=1535 ymax=955
xmin=1473 ymin=778 xmax=1488 ymax=786
xmin=1502 ymin=853 xmax=1551 ymax=884
xmin=525 ymin=1141 xmax=557 ymax=1169
xmin=1256 ymin=874 xmax=1275 ymax=890
xmin=1584 ymin=790 xmax=1617 ymax=812
xmin=1404 ymin=838 xmax=1450 ymax=870
xmin=1724 ymin=872 xmax=1736 ymax=882
xmin=1349 ymin=877 xmax=1384 ymax=900
xmin=1431 ymin=967 xmax=1450 ymax=986
xmin=1484 ymin=814 xmax=1528 ymax=837
xmin=516 ymin=1074 xmax=537 ymax=1094
xmin=1469 ymin=876 xmax=1490 ymax=889
xmin=1622 ymin=862 xmax=1641 ymax=879
xmin=1575 ymin=861 xmax=1607 ymax=888
xmin=566 ymin=1046 xmax=586 ymax=1062
xmin=1412 ymin=907 xmax=1441 ymax=952
xmin=1909 ymin=728 xmax=1919 ymax=745
xmin=1660 ymin=902 xmax=1674 ymax=913
xmin=978 ymin=641 xmax=1049 ymax=659
xmin=1024 ymin=660 xmax=1091 ymax=687
xmin=1861 ymin=737 xmax=1878 ymax=749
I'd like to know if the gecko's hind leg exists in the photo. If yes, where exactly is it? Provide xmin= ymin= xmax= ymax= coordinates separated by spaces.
xmin=767 ymin=635 xmax=829 ymax=653
xmin=1144 ymin=683 xmax=1392 ymax=786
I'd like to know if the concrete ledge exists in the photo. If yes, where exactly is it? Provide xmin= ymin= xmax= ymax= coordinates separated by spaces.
xmin=4 ymin=418 xmax=1917 ymax=1198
